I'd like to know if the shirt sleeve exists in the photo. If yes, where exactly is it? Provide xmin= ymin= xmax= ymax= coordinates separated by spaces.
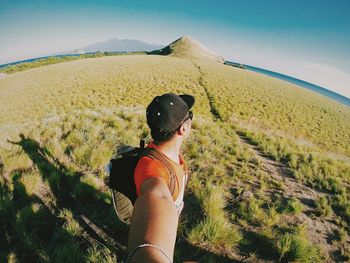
xmin=134 ymin=156 xmax=169 ymax=197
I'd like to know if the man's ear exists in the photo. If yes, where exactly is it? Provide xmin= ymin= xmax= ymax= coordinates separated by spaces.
xmin=177 ymin=120 xmax=190 ymax=136
xmin=176 ymin=123 xmax=186 ymax=136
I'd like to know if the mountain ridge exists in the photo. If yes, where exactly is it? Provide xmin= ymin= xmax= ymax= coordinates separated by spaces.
xmin=55 ymin=38 xmax=164 ymax=55
xmin=82 ymin=38 xmax=164 ymax=52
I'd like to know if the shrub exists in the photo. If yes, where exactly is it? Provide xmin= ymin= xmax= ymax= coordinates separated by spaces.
xmin=284 ymin=198 xmax=304 ymax=215
xmin=275 ymin=232 xmax=320 ymax=262
xmin=315 ymin=196 xmax=332 ymax=217
xmin=288 ymin=234 xmax=320 ymax=262
xmin=18 ymin=171 xmax=43 ymax=197
xmin=86 ymin=245 xmax=117 ymax=263
xmin=58 ymin=208 xmax=81 ymax=237
xmin=188 ymin=183 xmax=242 ymax=253
xmin=52 ymin=240 xmax=84 ymax=263
xmin=275 ymin=232 xmax=292 ymax=261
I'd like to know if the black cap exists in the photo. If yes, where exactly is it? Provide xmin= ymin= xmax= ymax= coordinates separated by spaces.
xmin=146 ymin=93 xmax=195 ymax=132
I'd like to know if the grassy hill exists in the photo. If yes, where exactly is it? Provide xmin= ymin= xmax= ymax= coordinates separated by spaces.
xmin=148 ymin=35 xmax=225 ymax=63
xmin=0 ymin=37 xmax=349 ymax=262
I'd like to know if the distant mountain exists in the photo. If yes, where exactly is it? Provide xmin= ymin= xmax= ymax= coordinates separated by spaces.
xmin=82 ymin=38 xmax=164 ymax=52
xmin=55 ymin=49 xmax=86 ymax=55
xmin=148 ymin=36 xmax=224 ymax=63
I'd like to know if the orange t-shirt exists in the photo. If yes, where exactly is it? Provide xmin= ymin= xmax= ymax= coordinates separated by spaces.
xmin=134 ymin=142 xmax=188 ymax=212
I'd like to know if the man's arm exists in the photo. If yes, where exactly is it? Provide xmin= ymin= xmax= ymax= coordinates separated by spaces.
xmin=127 ymin=177 xmax=178 ymax=263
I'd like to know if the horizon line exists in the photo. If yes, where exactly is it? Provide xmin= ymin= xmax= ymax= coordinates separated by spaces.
xmin=1 ymin=52 xmax=349 ymax=103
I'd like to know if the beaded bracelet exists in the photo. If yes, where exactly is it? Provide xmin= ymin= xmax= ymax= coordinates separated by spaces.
xmin=126 ymin=243 xmax=173 ymax=263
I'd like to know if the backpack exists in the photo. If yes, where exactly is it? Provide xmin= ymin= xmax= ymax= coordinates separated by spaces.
xmin=108 ymin=139 xmax=176 ymax=225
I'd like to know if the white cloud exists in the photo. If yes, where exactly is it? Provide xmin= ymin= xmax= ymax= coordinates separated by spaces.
xmin=223 ymin=43 xmax=350 ymax=99
xmin=286 ymin=60 xmax=350 ymax=99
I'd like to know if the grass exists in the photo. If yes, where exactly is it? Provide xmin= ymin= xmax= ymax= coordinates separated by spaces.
xmin=0 ymin=51 xmax=147 ymax=74
xmin=275 ymin=231 xmax=320 ymax=262
xmin=187 ymin=182 xmax=242 ymax=255
xmin=196 ymin=60 xmax=350 ymax=157
xmin=0 ymin=52 xmax=349 ymax=261
xmin=58 ymin=208 xmax=81 ymax=237
xmin=0 ymin=55 xmax=211 ymax=144
xmin=284 ymin=198 xmax=304 ymax=215
xmin=238 ymin=129 xmax=350 ymax=226
xmin=315 ymin=196 xmax=333 ymax=217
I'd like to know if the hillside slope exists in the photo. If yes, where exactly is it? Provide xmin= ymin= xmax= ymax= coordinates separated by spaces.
xmin=0 ymin=39 xmax=350 ymax=262
xmin=148 ymin=36 xmax=225 ymax=63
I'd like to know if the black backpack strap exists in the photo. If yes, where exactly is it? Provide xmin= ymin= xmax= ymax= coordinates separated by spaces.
xmin=141 ymin=148 xmax=176 ymax=196
xmin=140 ymin=139 xmax=145 ymax=149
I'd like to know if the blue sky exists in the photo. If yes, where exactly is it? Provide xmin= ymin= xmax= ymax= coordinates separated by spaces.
xmin=1 ymin=0 xmax=349 ymax=97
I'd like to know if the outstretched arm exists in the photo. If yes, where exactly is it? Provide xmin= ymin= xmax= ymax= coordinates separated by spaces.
xmin=7 ymin=138 xmax=20 ymax=144
xmin=127 ymin=177 xmax=178 ymax=263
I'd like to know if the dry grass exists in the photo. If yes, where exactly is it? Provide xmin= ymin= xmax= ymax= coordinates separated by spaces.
xmin=0 ymin=54 xmax=349 ymax=262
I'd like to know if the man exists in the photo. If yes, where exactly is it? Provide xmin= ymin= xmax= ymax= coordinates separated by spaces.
xmin=126 ymin=93 xmax=194 ymax=263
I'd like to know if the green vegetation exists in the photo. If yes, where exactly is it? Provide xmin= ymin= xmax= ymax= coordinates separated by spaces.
xmin=284 ymin=198 xmax=304 ymax=215
xmin=0 ymin=51 xmax=147 ymax=74
xmin=0 ymin=44 xmax=349 ymax=261
xmin=275 ymin=231 xmax=320 ymax=262
xmin=315 ymin=196 xmax=332 ymax=217
xmin=187 ymin=183 xmax=242 ymax=255
xmin=196 ymin=60 xmax=350 ymax=156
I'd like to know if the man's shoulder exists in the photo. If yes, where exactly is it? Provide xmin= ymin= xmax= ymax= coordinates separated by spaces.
xmin=134 ymin=153 xmax=170 ymax=197
xmin=135 ymin=155 xmax=168 ymax=175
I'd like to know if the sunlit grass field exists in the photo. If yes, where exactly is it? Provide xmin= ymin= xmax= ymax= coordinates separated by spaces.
xmin=1 ymin=54 xmax=349 ymax=262
xmin=0 ymin=52 xmax=146 ymax=74
xmin=196 ymin=60 xmax=350 ymax=156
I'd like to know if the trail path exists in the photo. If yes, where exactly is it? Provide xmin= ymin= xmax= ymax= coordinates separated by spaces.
xmin=193 ymin=62 xmax=223 ymax=122
xmin=237 ymin=133 xmax=343 ymax=261
xmin=192 ymin=62 xmax=344 ymax=261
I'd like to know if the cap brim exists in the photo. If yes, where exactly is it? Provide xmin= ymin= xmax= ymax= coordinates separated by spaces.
xmin=179 ymin=94 xmax=195 ymax=110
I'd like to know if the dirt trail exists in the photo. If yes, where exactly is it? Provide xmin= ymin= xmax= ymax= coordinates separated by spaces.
xmin=192 ymin=62 xmax=223 ymax=122
xmin=237 ymin=133 xmax=342 ymax=261
xmin=193 ymin=63 xmax=345 ymax=261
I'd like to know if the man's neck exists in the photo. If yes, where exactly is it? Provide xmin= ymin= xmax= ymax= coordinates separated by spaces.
xmin=154 ymin=139 xmax=181 ymax=164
